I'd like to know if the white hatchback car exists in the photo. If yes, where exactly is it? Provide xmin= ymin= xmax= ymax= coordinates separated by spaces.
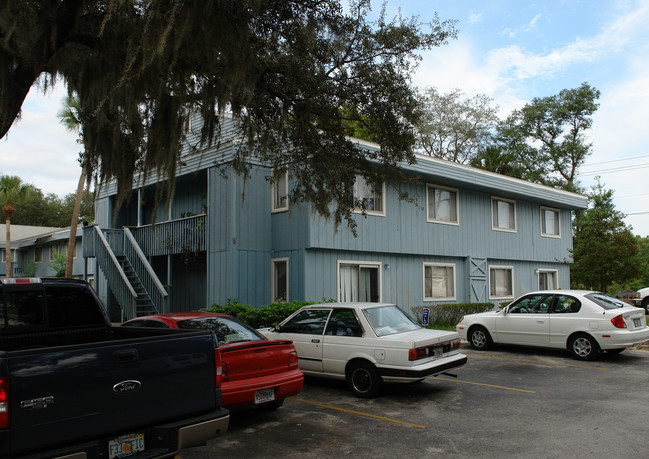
xmin=261 ymin=303 xmax=467 ymax=397
xmin=456 ymin=290 xmax=649 ymax=360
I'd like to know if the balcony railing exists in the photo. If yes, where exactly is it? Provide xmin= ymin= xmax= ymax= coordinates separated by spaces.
xmin=128 ymin=214 xmax=206 ymax=257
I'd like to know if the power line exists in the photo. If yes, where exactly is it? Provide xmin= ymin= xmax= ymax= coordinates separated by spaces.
xmin=577 ymin=163 xmax=649 ymax=177
xmin=582 ymin=154 xmax=649 ymax=168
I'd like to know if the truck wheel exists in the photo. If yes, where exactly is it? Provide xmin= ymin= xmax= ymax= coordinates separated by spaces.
xmin=642 ymin=298 xmax=649 ymax=315
xmin=347 ymin=361 xmax=382 ymax=398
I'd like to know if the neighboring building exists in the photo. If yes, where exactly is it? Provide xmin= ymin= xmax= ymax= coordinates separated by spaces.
xmin=0 ymin=224 xmax=90 ymax=281
xmin=87 ymin=116 xmax=588 ymax=322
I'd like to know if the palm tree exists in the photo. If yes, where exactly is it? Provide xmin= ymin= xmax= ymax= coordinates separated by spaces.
xmin=58 ymin=95 xmax=88 ymax=278
xmin=0 ymin=175 xmax=30 ymax=277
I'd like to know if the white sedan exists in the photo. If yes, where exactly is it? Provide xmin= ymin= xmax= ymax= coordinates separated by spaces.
xmin=261 ymin=303 xmax=467 ymax=397
xmin=456 ymin=290 xmax=649 ymax=360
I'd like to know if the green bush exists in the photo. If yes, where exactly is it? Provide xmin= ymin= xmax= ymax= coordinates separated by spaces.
xmin=202 ymin=298 xmax=334 ymax=328
xmin=411 ymin=303 xmax=494 ymax=328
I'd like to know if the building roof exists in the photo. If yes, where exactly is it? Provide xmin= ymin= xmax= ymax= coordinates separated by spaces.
xmin=0 ymin=224 xmax=62 ymax=243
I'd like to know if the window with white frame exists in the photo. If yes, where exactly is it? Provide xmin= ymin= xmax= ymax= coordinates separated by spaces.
xmin=272 ymin=258 xmax=289 ymax=302
xmin=492 ymin=197 xmax=516 ymax=231
xmin=538 ymin=269 xmax=558 ymax=290
xmin=352 ymin=175 xmax=384 ymax=215
xmin=35 ymin=247 xmax=42 ymax=263
xmin=338 ymin=261 xmax=381 ymax=302
xmin=541 ymin=207 xmax=560 ymax=237
xmin=271 ymin=169 xmax=289 ymax=212
xmin=427 ymin=185 xmax=459 ymax=224
xmin=423 ymin=263 xmax=456 ymax=301
xmin=489 ymin=265 xmax=514 ymax=298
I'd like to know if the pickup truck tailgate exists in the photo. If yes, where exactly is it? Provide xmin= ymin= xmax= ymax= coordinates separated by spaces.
xmin=7 ymin=331 xmax=218 ymax=454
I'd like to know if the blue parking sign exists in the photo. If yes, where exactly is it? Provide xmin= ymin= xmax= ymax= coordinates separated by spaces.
xmin=422 ymin=308 xmax=430 ymax=326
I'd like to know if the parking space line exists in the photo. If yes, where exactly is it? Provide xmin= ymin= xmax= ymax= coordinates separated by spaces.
xmin=467 ymin=353 xmax=610 ymax=370
xmin=290 ymin=399 xmax=427 ymax=429
xmin=432 ymin=377 xmax=536 ymax=394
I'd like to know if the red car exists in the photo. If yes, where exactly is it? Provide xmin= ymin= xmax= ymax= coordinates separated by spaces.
xmin=122 ymin=312 xmax=303 ymax=410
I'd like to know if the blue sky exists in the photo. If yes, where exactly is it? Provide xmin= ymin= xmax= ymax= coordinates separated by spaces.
xmin=1 ymin=0 xmax=648 ymax=235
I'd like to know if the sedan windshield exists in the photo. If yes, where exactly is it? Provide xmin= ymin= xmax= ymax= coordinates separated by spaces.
xmin=177 ymin=316 xmax=266 ymax=345
xmin=363 ymin=305 xmax=420 ymax=337
xmin=585 ymin=293 xmax=629 ymax=310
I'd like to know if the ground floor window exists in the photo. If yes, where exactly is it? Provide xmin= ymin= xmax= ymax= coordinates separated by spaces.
xmin=489 ymin=265 xmax=514 ymax=299
xmin=338 ymin=261 xmax=381 ymax=302
xmin=272 ymin=258 xmax=289 ymax=302
xmin=538 ymin=269 xmax=558 ymax=290
xmin=423 ymin=263 xmax=456 ymax=301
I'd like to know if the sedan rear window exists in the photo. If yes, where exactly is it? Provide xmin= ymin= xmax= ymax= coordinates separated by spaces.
xmin=363 ymin=305 xmax=420 ymax=337
xmin=585 ymin=293 xmax=628 ymax=310
xmin=177 ymin=316 xmax=266 ymax=344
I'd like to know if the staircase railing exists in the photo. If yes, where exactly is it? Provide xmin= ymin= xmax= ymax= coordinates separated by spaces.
xmin=93 ymin=226 xmax=138 ymax=320
xmin=124 ymin=227 xmax=168 ymax=314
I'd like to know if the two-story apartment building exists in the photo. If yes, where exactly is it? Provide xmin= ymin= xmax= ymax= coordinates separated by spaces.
xmin=86 ymin=117 xmax=588 ymax=321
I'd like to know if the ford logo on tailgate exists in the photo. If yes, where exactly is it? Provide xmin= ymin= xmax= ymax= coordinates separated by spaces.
xmin=113 ymin=380 xmax=142 ymax=394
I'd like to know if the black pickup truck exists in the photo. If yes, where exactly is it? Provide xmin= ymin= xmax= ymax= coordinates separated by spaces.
xmin=0 ymin=277 xmax=229 ymax=458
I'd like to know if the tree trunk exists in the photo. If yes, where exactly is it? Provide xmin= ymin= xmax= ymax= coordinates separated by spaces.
xmin=65 ymin=166 xmax=86 ymax=278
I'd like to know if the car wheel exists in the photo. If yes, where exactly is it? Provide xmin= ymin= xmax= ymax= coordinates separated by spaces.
xmin=258 ymin=398 xmax=284 ymax=411
xmin=469 ymin=326 xmax=493 ymax=351
xmin=642 ymin=298 xmax=649 ymax=315
xmin=568 ymin=333 xmax=600 ymax=360
xmin=347 ymin=361 xmax=382 ymax=398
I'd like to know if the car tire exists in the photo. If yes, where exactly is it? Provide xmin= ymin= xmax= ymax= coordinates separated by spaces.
xmin=347 ymin=361 xmax=382 ymax=398
xmin=258 ymin=398 xmax=284 ymax=411
xmin=642 ymin=298 xmax=649 ymax=315
xmin=468 ymin=326 xmax=493 ymax=351
xmin=568 ymin=333 xmax=600 ymax=360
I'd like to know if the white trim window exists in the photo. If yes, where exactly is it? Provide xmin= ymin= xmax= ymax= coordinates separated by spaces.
xmin=352 ymin=175 xmax=385 ymax=216
xmin=541 ymin=206 xmax=560 ymax=237
xmin=492 ymin=197 xmax=516 ymax=232
xmin=272 ymin=258 xmax=289 ymax=302
xmin=423 ymin=263 xmax=456 ymax=301
xmin=538 ymin=269 xmax=558 ymax=290
xmin=338 ymin=261 xmax=381 ymax=302
xmin=426 ymin=185 xmax=459 ymax=225
xmin=49 ymin=244 xmax=61 ymax=261
xmin=271 ymin=169 xmax=289 ymax=212
xmin=489 ymin=265 xmax=514 ymax=299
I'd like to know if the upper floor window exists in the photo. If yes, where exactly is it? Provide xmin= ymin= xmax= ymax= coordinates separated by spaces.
xmin=489 ymin=265 xmax=514 ymax=299
xmin=492 ymin=197 xmax=516 ymax=232
xmin=427 ymin=185 xmax=459 ymax=225
xmin=423 ymin=263 xmax=456 ymax=301
xmin=541 ymin=207 xmax=560 ymax=237
xmin=271 ymin=169 xmax=289 ymax=212
xmin=352 ymin=175 xmax=384 ymax=216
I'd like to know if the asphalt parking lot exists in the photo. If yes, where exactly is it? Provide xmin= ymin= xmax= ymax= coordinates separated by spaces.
xmin=180 ymin=344 xmax=649 ymax=458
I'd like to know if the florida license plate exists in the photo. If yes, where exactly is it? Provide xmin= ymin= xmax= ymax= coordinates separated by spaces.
xmin=254 ymin=388 xmax=275 ymax=404
xmin=108 ymin=433 xmax=145 ymax=459
xmin=633 ymin=318 xmax=641 ymax=327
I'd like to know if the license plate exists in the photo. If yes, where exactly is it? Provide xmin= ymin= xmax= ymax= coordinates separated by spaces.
xmin=633 ymin=318 xmax=641 ymax=327
xmin=255 ymin=388 xmax=275 ymax=404
xmin=108 ymin=433 xmax=145 ymax=459
xmin=433 ymin=347 xmax=443 ymax=358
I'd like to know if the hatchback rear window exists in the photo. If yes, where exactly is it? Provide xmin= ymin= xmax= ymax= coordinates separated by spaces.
xmin=586 ymin=293 xmax=628 ymax=310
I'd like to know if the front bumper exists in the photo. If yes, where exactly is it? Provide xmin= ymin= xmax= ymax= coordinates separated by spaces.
xmin=377 ymin=352 xmax=467 ymax=381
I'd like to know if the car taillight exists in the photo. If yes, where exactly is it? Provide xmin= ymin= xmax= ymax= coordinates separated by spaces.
xmin=0 ymin=377 xmax=9 ymax=429
xmin=214 ymin=349 xmax=223 ymax=386
xmin=611 ymin=315 xmax=627 ymax=329
xmin=288 ymin=351 xmax=298 ymax=368
xmin=408 ymin=339 xmax=461 ymax=361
